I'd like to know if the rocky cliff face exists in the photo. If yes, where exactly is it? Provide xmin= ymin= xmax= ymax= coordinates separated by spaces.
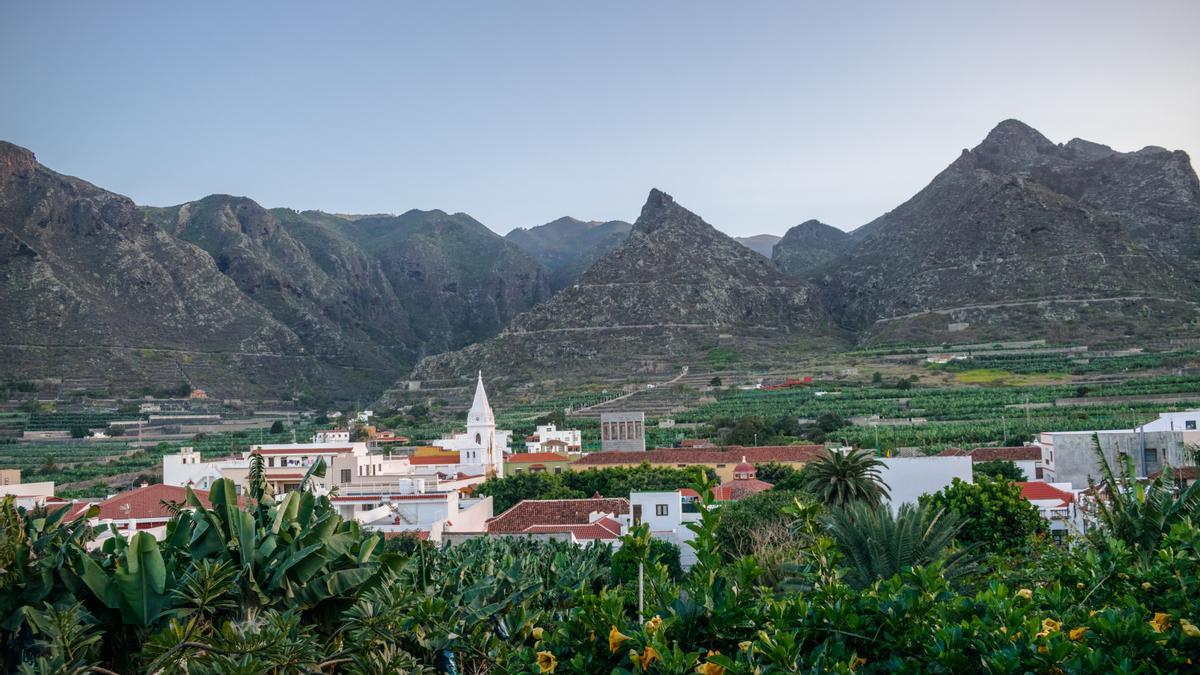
xmin=0 ymin=141 xmax=319 ymax=399
xmin=771 ymin=220 xmax=851 ymax=277
xmin=505 ymin=216 xmax=632 ymax=291
xmin=0 ymin=141 xmax=550 ymax=400
xmin=822 ymin=119 xmax=1200 ymax=344
xmin=409 ymin=189 xmax=839 ymax=385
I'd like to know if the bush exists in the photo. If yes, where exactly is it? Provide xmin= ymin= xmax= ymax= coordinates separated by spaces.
xmin=68 ymin=425 xmax=88 ymax=439
xmin=919 ymin=476 xmax=1046 ymax=551
xmin=975 ymin=459 xmax=1027 ymax=481
xmin=269 ymin=420 xmax=285 ymax=434
xmin=714 ymin=489 xmax=809 ymax=560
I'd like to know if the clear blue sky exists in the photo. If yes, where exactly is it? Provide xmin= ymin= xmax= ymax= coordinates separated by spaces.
xmin=2 ymin=1 xmax=1197 ymax=236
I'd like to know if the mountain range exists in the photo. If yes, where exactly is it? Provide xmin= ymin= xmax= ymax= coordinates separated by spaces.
xmin=2 ymin=118 xmax=1197 ymax=401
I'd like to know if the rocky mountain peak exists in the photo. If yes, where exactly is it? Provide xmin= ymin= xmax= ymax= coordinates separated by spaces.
xmin=967 ymin=118 xmax=1059 ymax=169
xmin=0 ymin=141 xmax=38 ymax=176
xmin=633 ymin=188 xmax=696 ymax=235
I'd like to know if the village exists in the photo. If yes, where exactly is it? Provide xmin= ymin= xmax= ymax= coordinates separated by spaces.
xmin=5 ymin=369 xmax=1196 ymax=570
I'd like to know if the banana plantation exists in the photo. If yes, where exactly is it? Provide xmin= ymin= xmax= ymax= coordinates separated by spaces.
xmin=3 ymin=451 xmax=1200 ymax=673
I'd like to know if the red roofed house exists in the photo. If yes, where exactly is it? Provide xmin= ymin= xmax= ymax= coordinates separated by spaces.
xmin=524 ymin=424 xmax=582 ymax=453
xmin=571 ymin=445 xmax=825 ymax=482
xmin=487 ymin=497 xmax=630 ymax=543
xmin=63 ymin=483 xmax=226 ymax=546
xmin=1016 ymin=481 xmax=1079 ymax=535
xmin=970 ymin=446 xmax=1045 ymax=480
xmin=713 ymin=459 xmax=774 ymax=501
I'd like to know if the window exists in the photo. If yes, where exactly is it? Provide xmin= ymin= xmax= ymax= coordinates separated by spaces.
xmin=475 ymin=433 xmax=482 ymax=444
xmin=340 ymin=469 xmax=351 ymax=483
xmin=361 ymin=504 xmax=372 ymax=511
xmin=554 ymin=467 xmax=562 ymax=474
xmin=716 ymin=464 xmax=726 ymax=468
xmin=267 ymin=457 xmax=275 ymax=467
xmin=1187 ymin=420 xmax=1197 ymax=430
xmin=655 ymin=504 xmax=669 ymax=517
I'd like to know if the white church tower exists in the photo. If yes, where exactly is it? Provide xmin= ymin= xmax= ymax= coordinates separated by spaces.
xmin=461 ymin=371 xmax=509 ymax=477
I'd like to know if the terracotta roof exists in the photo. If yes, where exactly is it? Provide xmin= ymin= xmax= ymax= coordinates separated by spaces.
xmin=541 ymin=439 xmax=569 ymax=447
xmin=575 ymin=445 xmax=824 ymax=467
xmin=678 ymin=488 xmax=701 ymax=499
xmin=523 ymin=516 xmax=623 ymax=540
xmin=971 ymin=446 xmax=1042 ymax=462
xmin=67 ymin=484 xmax=218 ymax=522
xmin=1149 ymin=466 xmax=1200 ymax=482
xmin=487 ymin=497 xmax=630 ymax=534
xmin=1017 ymin=481 xmax=1075 ymax=504
xmin=715 ymin=477 xmax=774 ymax=501
xmin=507 ymin=452 xmax=571 ymax=464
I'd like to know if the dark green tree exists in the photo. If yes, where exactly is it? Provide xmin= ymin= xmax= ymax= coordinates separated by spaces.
xmin=919 ymin=476 xmax=1046 ymax=551
xmin=974 ymin=459 xmax=1027 ymax=481
xmin=269 ymin=420 xmax=285 ymax=434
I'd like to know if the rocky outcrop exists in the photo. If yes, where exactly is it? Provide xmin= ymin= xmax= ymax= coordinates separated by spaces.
xmin=0 ymin=141 xmax=550 ymax=400
xmin=505 ymin=216 xmax=632 ymax=291
xmin=822 ymin=119 xmax=1200 ymax=344
xmin=409 ymin=189 xmax=839 ymax=385
xmin=771 ymin=220 xmax=851 ymax=277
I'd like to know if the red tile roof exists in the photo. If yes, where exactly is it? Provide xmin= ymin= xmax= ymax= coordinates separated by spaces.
xmin=523 ymin=515 xmax=623 ymax=540
xmin=67 ymin=484 xmax=218 ymax=522
xmin=714 ymin=478 xmax=774 ymax=501
xmin=507 ymin=452 xmax=572 ymax=464
xmin=487 ymin=497 xmax=630 ymax=534
xmin=574 ymin=445 xmax=824 ymax=467
xmin=1017 ymin=481 xmax=1074 ymax=504
xmin=971 ymin=447 xmax=1042 ymax=462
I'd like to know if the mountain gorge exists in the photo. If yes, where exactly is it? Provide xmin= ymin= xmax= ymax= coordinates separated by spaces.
xmin=3 ymin=117 xmax=1198 ymax=401
xmin=505 ymin=217 xmax=632 ymax=291
xmin=411 ymin=189 xmax=838 ymax=385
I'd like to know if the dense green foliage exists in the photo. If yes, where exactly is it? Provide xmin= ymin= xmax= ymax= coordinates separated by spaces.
xmin=822 ymin=501 xmax=974 ymax=589
xmin=713 ymin=489 xmax=808 ymax=560
xmin=4 ymin=462 xmax=1200 ymax=672
xmin=920 ymin=477 xmax=1047 ymax=551
xmin=475 ymin=465 xmax=716 ymax=513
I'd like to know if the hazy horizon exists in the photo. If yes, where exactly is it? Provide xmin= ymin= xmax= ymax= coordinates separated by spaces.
xmin=3 ymin=1 xmax=1197 ymax=237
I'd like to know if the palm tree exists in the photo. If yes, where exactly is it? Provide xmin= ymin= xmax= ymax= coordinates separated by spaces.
xmin=1086 ymin=434 xmax=1200 ymax=557
xmin=800 ymin=448 xmax=890 ymax=507
xmin=822 ymin=501 xmax=975 ymax=588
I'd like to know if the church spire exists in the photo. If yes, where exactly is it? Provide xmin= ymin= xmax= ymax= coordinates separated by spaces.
xmin=468 ymin=370 xmax=494 ymax=426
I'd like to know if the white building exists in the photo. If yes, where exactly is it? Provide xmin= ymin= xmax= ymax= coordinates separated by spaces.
xmin=431 ymin=372 xmax=510 ymax=477
xmin=525 ymin=424 xmax=582 ymax=453
xmin=313 ymin=428 xmax=350 ymax=443
xmin=878 ymin=456 xmax=974 ymax=511
xmin=628 ymin=490 xmax=701 ymax=568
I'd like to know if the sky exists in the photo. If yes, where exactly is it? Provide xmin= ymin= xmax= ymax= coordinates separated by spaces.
xmin=2 ymin=2 xmax=1197 ymax=237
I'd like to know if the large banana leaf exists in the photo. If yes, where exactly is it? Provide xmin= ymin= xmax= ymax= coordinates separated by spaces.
xmin=114 ymin=532 xmax=168 ymax=626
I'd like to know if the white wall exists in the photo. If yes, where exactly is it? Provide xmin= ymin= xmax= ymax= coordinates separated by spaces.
xmin=879 ymin=457 xmax=973 ymax=510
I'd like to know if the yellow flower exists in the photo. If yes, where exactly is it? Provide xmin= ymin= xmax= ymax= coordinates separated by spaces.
xmin=1150 ymin=612 xmax=1171 ymax=633
xmin=1181 ymin=619 xmax=1200 ymax=638
xmin=638 ymin=645 xmax=661 ymax=670
xmin=1068 ymin=627 xmax=1088 ymax=641
xmin=696 ymin=659 xmax=725 ymax=675
xmin=1038 ymin=645 xmax=1049 ymax=654
xmin=1036 ymin=618 xmax=1061 ymax=639
xmin=850 ymin=656 xmax=868 ymax=670
xmin=1142 ymin=582 xmax=1152 ymax=590
xmin=609 ymin=626 xmax=631 ymax=653
xmin=536 ymin=651 xmax=557 ymax=673
xmin=1016 ymin=588 xmax=1033 ymax=600
xmin=532 ymin=626 xmax=545 ymax=641
xmin=739 ymin=641 xmax=752 ymax=652
xmin=1076 ymin=582 xmax=1084 ymax=589
xmin=645 ymin=615 xmax=663 ymax=636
